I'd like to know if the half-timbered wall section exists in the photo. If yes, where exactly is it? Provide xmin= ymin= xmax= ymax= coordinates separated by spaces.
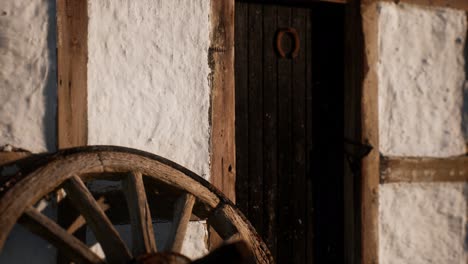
xmin=364 ymin=2 xmax=468 ymax=263
xmin=0 ymin=0 xmax=225 ymax=262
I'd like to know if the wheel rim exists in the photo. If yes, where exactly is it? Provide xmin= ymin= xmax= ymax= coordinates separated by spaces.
xmin=0 ymin=146 xmax=273 ymax=264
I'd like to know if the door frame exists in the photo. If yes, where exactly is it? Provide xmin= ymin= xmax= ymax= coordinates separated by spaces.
xmin=210 ymin=0 xmax=468 ymax=263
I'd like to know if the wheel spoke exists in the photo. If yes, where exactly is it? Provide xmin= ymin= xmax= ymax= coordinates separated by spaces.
xmin=67 ymin=196 xmax=110 ymax=235
xmin=165 ymin=193 xmax=195 ymax=252
xmin=62 ymin=175 xmax=132 ymax=263
xmin=122 ymin=171 xmax=157 ymax=255
xmin=19 ymin=206 xmax=104 ymax=264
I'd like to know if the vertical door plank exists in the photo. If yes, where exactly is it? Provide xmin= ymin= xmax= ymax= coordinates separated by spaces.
xmin=247 ymin=3 xmax=264 ymax=236
xmin=262 ymin=4 xmax=278 ymax=259
xmin=291 ymin=7 xmax=307 ymax=264
xmin=235 ymin=2 xmax=250 ymax=217
xmin=305 ymin=9 xmax=314 ymax=264
xmin=276 ymin=6 xmax=293 ymax=263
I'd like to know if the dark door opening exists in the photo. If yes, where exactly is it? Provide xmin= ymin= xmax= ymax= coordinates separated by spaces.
xmin=235 ymin=2 xmax=345 ymax=263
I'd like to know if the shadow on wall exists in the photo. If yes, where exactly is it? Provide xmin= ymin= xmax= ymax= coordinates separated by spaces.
xmin=44 ymin=1 xmax=57 ymax=151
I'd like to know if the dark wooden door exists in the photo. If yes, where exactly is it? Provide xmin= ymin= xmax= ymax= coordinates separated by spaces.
xmin=235 ymin=2 xmax=345 ymax=263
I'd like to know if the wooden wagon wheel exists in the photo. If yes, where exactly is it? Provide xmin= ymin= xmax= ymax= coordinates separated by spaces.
xmin=0 ymin=146 xmax=273 ymax=264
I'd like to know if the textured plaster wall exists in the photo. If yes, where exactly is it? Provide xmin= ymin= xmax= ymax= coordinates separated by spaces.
xmin=378 ymin=2 xmax=467 ymax=157
xmin=378 ymin=3 xmax=468 ymax=264
xmin=87 ymin=0 xmax=212 ymax=259
xmin=0 ymin=0 xmax=57 ymax=263
xmin=380 ymin=183 xmax=467 ymax=264
xmin=0 ymin=0 xmax=57 ymax=153
xmin=87 ymin=0 xmax=211 ymax=179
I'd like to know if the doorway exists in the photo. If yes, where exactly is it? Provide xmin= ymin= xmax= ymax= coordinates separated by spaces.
xmin=235 ymin=1 xmax=345 ymax=263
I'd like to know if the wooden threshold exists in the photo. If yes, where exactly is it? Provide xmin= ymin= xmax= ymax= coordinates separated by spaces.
xmin=380 ymin=156 xmax=468 ymax=183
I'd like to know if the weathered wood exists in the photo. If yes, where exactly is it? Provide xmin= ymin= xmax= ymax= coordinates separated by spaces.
xmin=247 ymin=2 xmax=264 ymax=237
xmin=0 ymin=146 xmax=273 ymax=263
xmin=304 ymin=8 xmax=314 ymax=264
xmin=241 ymin=0 xmax=347 ymax=4
xmin=344 ymin=0 xmax=364 ymax=263
xmin=209 ymin=0 xmax=236 ymax=202
xmin=262 ymin=4 xmax=278 ymax=259
xmin=291 ymin=8 xmax=307 ymax=264
xmin=98 ymin=151 xmax=220 ymax=209
xmin=19 ymin=206 xmax=103 ymax=264
xmin=0 ymin=151 xmax=31 ymax=166
xmin=165 ymin=193 xmax=196 ymax=252
xmin=62 ymin=175 xmax=132 ymax=263
xmin=67 ymin=196 xmax=110 ymax=234
xmin=360 ymin=2 xmax=380 ymax=264
xmin=234 ymin=0 xmax=250 ymax=218
xmin=208 ymin=204 xmax=274 ymax=264
xmin=122 ymin=171 xmax=157 ymax=255
xmin=276 ymin=6 xmax=293 ymax=263
xmin=380 ymin=156 xmax=468 ymax=183
xmin=56 ymin=1 xmax=88 ymax=261
xmin=56 ymin=0 xmax=88 ymax=148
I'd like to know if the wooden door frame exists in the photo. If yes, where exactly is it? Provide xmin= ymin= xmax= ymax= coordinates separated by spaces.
xmin=215 ymin=0 xmax=468 ymax=263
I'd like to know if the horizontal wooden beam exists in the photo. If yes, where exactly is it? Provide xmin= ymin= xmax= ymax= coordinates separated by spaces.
xmin=237 ymin=0 xmax=348 ymax=5
xmin=364 ymin=0 xmax=468 ymax=10
xmin=380 ymin=156 xmax=468 ymax=184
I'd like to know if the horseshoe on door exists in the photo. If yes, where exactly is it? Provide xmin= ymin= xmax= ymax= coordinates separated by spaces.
xmin=275 ymin=27 xmax=300 ymax=59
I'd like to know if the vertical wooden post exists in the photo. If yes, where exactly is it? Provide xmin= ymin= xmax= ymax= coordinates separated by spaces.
xmin=209 ymin=0 xmax=236 ymax=249
xmin=209 ymin=0 xmax=236 ymax=202
xmin=56 ymin=0 xmax=88 ymax=263
xmin=360 ymin=1 xmax=379 ymax=264
xmin=56 ymin=0 xmax=88 ymax=149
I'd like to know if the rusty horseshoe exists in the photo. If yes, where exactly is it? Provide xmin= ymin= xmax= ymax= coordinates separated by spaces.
xmin=276 ymin=27 xmax=300 ymax=59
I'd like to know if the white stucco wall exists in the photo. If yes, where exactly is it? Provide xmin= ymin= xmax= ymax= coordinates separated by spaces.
xmin=380 ymin=183 xmax=467 ymax=264
xmin=87 ymin=0 xmax=212 ymax=259
xmin=378 ymin=2 xmax=467 ymax=157
xmin=0 ymin=0 xmax=57 ymax=263
xmin=87 ymin=0 xmax=211 ymax=179
xmin=378 ymin=3 xmax=468 ymax=264
xmin=0 ymin=0 xmax=57 ymax=153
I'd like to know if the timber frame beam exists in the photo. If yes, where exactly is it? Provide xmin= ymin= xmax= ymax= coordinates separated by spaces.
xmin=56 ymin=0 xmax=88 ymax=148
xmin=380 ymin=156 xmax=468 ymax=184
xmin=56 ymin=0 xmax=88 ymax=263
xmin=359 ymin=1 xmax=467 ymax=264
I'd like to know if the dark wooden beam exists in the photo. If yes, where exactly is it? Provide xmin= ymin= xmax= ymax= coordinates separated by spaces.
xmin=381 ymin=156 xmax=468 ymax=183
xmin=57 ymin=0 xmax=88 ymax=149
xmin=237 ymin=0 xmax=347 ymax=5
